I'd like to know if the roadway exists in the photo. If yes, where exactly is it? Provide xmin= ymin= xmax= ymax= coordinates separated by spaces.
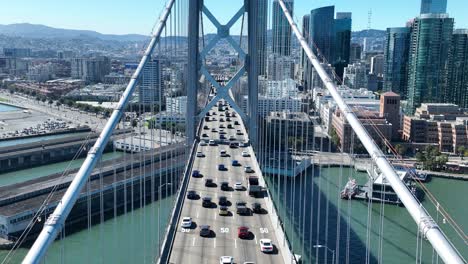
xmin=169 ymin=101 xmax=285 ymax=264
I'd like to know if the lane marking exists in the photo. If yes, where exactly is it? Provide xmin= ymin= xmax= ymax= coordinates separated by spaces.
xmin=192 ymin=237 xmax=196 ymax=246
xmin=214 ymin=211 xmax=217 ymax=220
xmin=214 ymin=238 xmax=216 ymax=248
xmin=235 ymin=239 xmax=237 ymax=248
xmin=254 ymin=236 xmax=258 ymax=244
xmin=196 ymin=210 xmax=199 ymax=218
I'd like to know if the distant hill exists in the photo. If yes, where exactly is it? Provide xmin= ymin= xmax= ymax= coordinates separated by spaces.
xmin=352 ymin=29 xmax=386 ymax=39
xmin=0 ymin=23 xmax=149 ymax=42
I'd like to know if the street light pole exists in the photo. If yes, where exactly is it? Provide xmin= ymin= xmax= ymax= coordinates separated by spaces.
xmin=313 ymin=244 xmax=335 ymax=264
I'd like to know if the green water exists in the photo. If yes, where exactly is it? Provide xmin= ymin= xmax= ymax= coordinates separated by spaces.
xmin=0 ymin=152 xmax=124 ymax=187
xmin=0 ymin=166 xmax=466 ymax=263
xmin=265 ymin=167 xmax=468 ymax=263
xmin=0 ymin=103 xmax=20 ymax=112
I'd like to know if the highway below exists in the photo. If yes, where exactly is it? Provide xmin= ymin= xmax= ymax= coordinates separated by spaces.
xmin=169 ymin=102 xmax=286 ymax=264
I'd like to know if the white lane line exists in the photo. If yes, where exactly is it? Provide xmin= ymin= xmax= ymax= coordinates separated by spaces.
xmin=254 ymin=236 xmax=258 ymax=245
xmin=214 ymin=211 xmax=217 ymax=220
xmin=214 ymin=238 xmax=216 ymax=248
xmin=235 ymin=239 xmax=237 ymax=248
xmin=230 ymin=192 xmax=233 ymax=198
xmin=196 ymin=210 xmax=199 ymax=218
xmin=192 ymin=237 xmax=196 ymax=246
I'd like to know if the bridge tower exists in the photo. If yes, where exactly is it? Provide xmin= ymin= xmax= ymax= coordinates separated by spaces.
xmin=186 ymin=0 xmax=259 ymax=148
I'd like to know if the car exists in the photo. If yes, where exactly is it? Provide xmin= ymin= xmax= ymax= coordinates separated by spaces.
xmin=209 ymin=140 xmax=216 ymax=146
xmin=220 ymin=181 xmax=229 ymax=191
xmin=234 ymin=121 xmax=240 ymax=125
xmin=196 ymin=151 xmax=204 ymax=157
xmin=229 ymin=142 xmax=237 ymax=148
xmin=242 ymin=151 xmax=250 ymax=157
xmin=236 ymin=201 xmax=248 ymax=215
xmin=239 ymin=142 xmax=247 ymax=147
xmin=234 ymin=182 xmax=243 ymax=190
xmin=187 ymin=190 xmax=198 ymax=199
xmin=220 ymin=150 xmax=228 ymax=157
xmin=252 ymin=202 xmax=262 ymax=213
xmin=202 ymin=133 xmax=208 ymax=138
xmin=205 ymin=178 xmax=215 ymax=187
xmin=226 ymin=117 xmax=231 ymax=122
xmin=219 ymin=135 xmax=226 ymax=140
xmin=238 ymin=226 xmax=250 ymax=239
xmin=218 ymin=196 xmax=228 ymax=205
xmin=219 ymin=124 xmax=225 ymax=128
xmin=260 ymin=239 xmax=274 ymax=253
xmin=236 ymin=130 xmax=243 ymax=135
xmin=231 ymin=160 xmax=240 ymax=166
xmin=227 ymin=124 xmax=233 ymax=129
xmin=181 ymin=217 xmax=192 ymax=228
xmin=219 ymin=256 xmax=234 ymax=264
xmin=244 ymin=166 xmax=254 ymax=173
xmin=229 ymin=135 xmax=236 ymax=141
xmin=200 ymin=225 xmax=211 ymax=237
xmin=219 ymin=129 xmax=226 ymax=134
xmin=203 ymin=125 xmax=209 ymax=130
xmin=200 ymin=141 xmax=207 ymax=146
xmin=218 ymin=164 xmax=226 ymax=171
xmin=220 ymin=113 xmax=225 ymax=116
xmin=211 ymin=128 xmax=217 ymax=132
xmin=192 ymin=170 xmax=201 ymax=177
xmin=202 ymin=196 xmax=212 ymax=208
xmin=219 ymin=205 xmax=229 ymax=216
xmin=206 ymin=112 xmax=211 ymax=116
xmin=212 ymin=111 xmax=217 ymax=115
xmin=220 ymin=118 xmax=225 ymax=122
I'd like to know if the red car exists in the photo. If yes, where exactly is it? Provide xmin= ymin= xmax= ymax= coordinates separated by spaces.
xmin=238 ymin=226 xmax=250 ymax=239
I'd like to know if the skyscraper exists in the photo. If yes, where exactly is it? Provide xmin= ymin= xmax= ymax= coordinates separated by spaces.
xmin=71 ymin=57 xmax=110 ymax=83
xmin=350 ymin=43 xmax=362 ymax=63
xmin=139 ymin=58 xmax=163 ymax=105
xmin=301 ymin=14 xmax=311 ymax=71
xmin=257 ymin=0 xmax=268 ymax=76
xmin=334 ymin=12 xmax=352 ymax=80
xmin=309 ymin=6 xmax=335 ymax=63
xmin=420 ymin=0 xmax=447 ymax=14
xmin=383 ymin=27 xmax=411 ymax=98
xmin=406 ymin=14 xmax=454 ymax=113
xmin=272 ymin=0 xmax=293 ymax=56
xmin=447 ymin=29 xmax=468 ymax=109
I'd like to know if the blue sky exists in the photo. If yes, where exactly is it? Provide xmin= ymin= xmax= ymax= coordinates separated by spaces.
xmin=0 ymin=0 xmax=467 ymax=35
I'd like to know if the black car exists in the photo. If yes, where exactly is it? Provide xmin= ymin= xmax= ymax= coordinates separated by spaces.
xmin=227 ymin=124 xmax=233 ymax=129
xmin=252 ymin=202 xmax=262 ymax=213
xmin=220 ymin=118 xmax=225 ymax=122
xmin=202 ymin=133 xmax=208 ymax=137
xmin=205 ymin=178 xmax=215 ymax=187
xmin=236 ymin=201 xmax=249 ymax=215
xmin=226 ymin=117 xmax=231 ymax=122
xmin=229 ymin=142 xmax=238 ymax=148
xmin=234 ymin=121 xmax=240 ymax=125
xmin=218 ymin=196 xmax=228 ymax=205
xmin=203 ymin=125 xmax=209 ymax=130
xmin=202 ymin=196 xmax=212 ymax=208
xmin=220 ymin=181 xmax=229 ymax=191
xmin=200 ymin=225 xmax=211 ymax=237
xmin=187 ymin=190 xmax=198 ymax=199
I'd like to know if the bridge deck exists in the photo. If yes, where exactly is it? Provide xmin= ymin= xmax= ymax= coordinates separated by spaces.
xmin=169 ymin=104 xmax=286 ymax=264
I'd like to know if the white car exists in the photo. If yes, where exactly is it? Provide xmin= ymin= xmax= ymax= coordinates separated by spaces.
xmin=196 ymin=151 xmax=204 ymax=157
xmin=181 ymin=217 xmax=192 ymax=228
xmin=244 ymin=166 xmax=254 ymax=173
xmin=239 ymin=142 xmax=246 ymax=147
xmin=241 ymin=151 xmax=250 ymax=157
xmin=200 ymin=141 xmax=207 ymax=146
xmin=220 ymin=149 xmax=228 ymax=157
xmin=234 ymin=182 xmax=243 ymax=190
xmin=219 ymin=256 xmax=234 ymax=264
xmin=260 ymin=239 xmax=274 ymax=253
xmin=209 ymin=140 xmax=216 ymax=146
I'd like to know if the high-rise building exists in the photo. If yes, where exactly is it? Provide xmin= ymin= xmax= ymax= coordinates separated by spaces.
xmin=139 ymin=59 xmax=163 ymax=105
xmin=267 ymin=53 xmax=295 ymax=81
xmin=383 ymin=27 xmax=411 ymax=98
xmin=71 ymin=57 xmax=111 ymax=83
xmin=350 ymin=43 xmax=362 ymax=63
xmin=406 ymin=14 xmax=454 ymax=113
xmin=370 ymin=54 xmax=384 ymax=77
xmin=334 ymin=12 xmax=352 ymax=80
xmin=301 ymin=15 xmax=311 ymax=71
xmin=257 ymin=0 xmax=268 ymax=76
xmin=420 ymin=0 xmax=447 ymax=14
xmin=272 ymin=0 xmax=293 ymax=56
xmin=3 ymin=48 xmax=31 ymax=58
xmin=309 ymin=6 xmax=335 ymax=63
xmin=447 ymin=29 xmax=468 ymax=109
xmin=344 ymin=62 xmax=367 ymax=89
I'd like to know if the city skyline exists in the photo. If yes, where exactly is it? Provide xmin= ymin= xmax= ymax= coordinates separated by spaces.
xmin=1 ymin=0 xmax=468 ymax=36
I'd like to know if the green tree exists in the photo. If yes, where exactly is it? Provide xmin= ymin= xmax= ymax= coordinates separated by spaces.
xmin=457 ymin=146 xmax=466 ymax=159
xmin=48 ymin=99 xmax=53 ymax=107
xmin=55 ymin=102 xmax=61 ymax=109
xmin=395 ymin=144 xmax=406 ymax=156
xmin=330 ymin=127 xmax=340 ymax=147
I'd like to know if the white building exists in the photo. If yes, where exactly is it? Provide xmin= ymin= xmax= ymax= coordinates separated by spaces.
xmin=343 ymin=62 xmax=368 ymax=89
xmin=267 ymin=53 xmax=295 ymax=81
xmin=242 ymin=95 xmax=302 ymax=117
xmin=139 ymin=59 xmax=163 ymax=105
xmin=166 ymin=96 xmax=187 ymax=114
xmin=263 ymin=78 xmax=298 ymax=98
xmin=27 ymin=63 xmax=56 ymax=82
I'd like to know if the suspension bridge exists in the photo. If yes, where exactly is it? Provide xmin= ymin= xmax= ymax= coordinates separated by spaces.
xmin=0 ymin=0 xmax=466 ymax=263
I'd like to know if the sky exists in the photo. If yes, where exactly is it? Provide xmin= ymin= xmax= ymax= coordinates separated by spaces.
xmin=0 ymin=0 xmax=467 ymax=35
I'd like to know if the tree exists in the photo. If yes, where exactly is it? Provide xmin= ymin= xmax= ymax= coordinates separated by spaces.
xmin=395 ymin=144 xmax=406 ymax=156
xmin=131 ymin=119 xmax=138 ymax=128
xmin=330 ymin=127 xmax=340 ymax=147
xmin=41 ymin=98 xmax=47 ymax=104
xmin=55 ymin=102 xmax=62 ymax=109
xmin=48 ymin=99 xmax=53 ymax=107
xmin=457 ymin=146 xmax=466 ymax=159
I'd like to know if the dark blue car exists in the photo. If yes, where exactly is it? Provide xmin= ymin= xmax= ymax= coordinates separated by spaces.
xmin=192 ymin=170 xmax=201 ymax=177
xmin=218 ymin=164 xmax=226 ymax=171
xmin=232 ymin=160 xmax=240 ymax=166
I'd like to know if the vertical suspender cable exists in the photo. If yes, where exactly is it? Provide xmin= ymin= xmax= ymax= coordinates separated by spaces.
xmin=22 ymin=1 xmax=176 ymax=262
xmin=276 ymin=1 xmax=464 ymax=263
